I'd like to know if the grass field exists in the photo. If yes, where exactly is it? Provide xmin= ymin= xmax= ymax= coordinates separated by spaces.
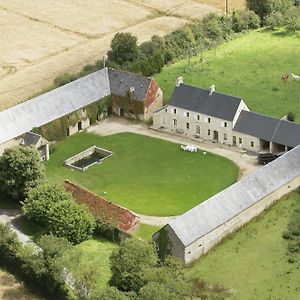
xmin=187 ymin=192 xmax=300 ymax=299
xmin=155 ymin=30 xmax=300 ymax=120
xmin=133 ymin=224 xmax=161 ymax=240
xmin=45 ymin=132 xmax=238 ymax=216
xmin=1 ymin=0 xmax=246 ymax=110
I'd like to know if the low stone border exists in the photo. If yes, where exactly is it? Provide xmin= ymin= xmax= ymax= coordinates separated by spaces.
xmin=64 ymin=145 xmax=113 ymax=172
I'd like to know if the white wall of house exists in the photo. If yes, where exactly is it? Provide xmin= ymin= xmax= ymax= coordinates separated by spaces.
xmin=153 ymin=105 xmax=234 ymax=145
xmin=182 ymin=176 xmax=300 ymax=263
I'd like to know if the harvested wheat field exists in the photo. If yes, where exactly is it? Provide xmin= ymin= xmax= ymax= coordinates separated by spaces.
xmin=0 ymin=270 xmax=41 ymax=300
xmin=0 ymin=0 xmax=243 ymax=110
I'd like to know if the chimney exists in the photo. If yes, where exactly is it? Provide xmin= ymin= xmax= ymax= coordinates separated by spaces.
xmin=176 ymin=76 xmax=183 ymax=87
xmin=129 ymin=86 xmax=135 ymax=93
xmin=209 ymin=84 xmax=215 ymax=96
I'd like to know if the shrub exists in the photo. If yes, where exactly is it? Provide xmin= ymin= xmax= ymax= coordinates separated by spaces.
xmin=109 ymin=239 xmax=158 ymax=292
xmin=0 ymin=146 xmax=45 ymax=202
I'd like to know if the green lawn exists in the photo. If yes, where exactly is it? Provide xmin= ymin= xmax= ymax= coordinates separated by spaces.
xmin=45 ymin=132 xmax=238 ymax=216
xmin=155 ymin=29 xmax=300 ymax=120
xmin=133 ymin=224 xmax=161 ymax=240
xmin=187 ymin=192 xmax=300 ymax=300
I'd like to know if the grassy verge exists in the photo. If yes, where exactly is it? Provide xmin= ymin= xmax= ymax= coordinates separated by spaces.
xmin=155 ymin=29 xmax=300 ymax=120
xmin=133 ymin=224 xmax=161 ymax=241
xmin=45 ymin=132 xmax=238 ymax=216
xmin=187 ymin=192 xmax=300 ymax=299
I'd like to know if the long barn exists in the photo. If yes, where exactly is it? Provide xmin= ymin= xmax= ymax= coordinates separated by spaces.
xmin=153 ymin=145 xmax=300 ymax=263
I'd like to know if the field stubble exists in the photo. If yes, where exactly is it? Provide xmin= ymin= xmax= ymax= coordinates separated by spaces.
xmin=0 ymin=0 xmax=244 ymax=110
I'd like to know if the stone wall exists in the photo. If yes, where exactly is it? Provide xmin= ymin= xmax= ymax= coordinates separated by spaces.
xmin=183 ymin=176 xmax=300 ymax=263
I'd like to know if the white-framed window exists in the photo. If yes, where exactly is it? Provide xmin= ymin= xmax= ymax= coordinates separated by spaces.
xmin=239 ymin=138 xmax=242 ymax=144
xmin=173 ymin=108 xmax=177 ymax=114
xmin=251 ymin=141 xmax=254 ymax=147
xmin=183 ymin=111 xmax=190 ymax=117
xmin=196 ymin=125 xmax=200 ymax=134
xmin=208 ymin=117 xmax=211 ymax=123
xmin=173 ymin=119 xmax=177 ymax=126
xmin=224 ymin=133 xmax=227 ymax=141
xmin=165 ymin=108 xmax=167 ymax=112
xmin=224 ymin=122 xmax=227 ymax=127
xmin=208 ymin=129 xmax=211 ymax=136
xmin=197 ymin=114 xmax=200 ymax=121
xmin=186 ymin=122 xmax=190 ymax=129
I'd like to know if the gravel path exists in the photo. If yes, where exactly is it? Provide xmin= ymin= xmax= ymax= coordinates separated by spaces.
xmin=87 ymin=117 xmax=261 ymax=226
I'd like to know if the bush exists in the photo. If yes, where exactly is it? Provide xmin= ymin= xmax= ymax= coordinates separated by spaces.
xmin=47 ymin=200 xmax=96 ymax=244
xmin=232 ymin=9 xmax=260 ymax=32
xmin=22 ymin=183 xmax=96 ymax=244
xmin=0 ymin=146 xmax=45 ymax=202
xmin=109 ymin=239 xmax=158 ymax=292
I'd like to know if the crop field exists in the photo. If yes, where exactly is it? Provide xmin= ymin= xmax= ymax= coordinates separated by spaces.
xmin=188 ymin=192 xmax=300 ymax=299
xmin=45 ymin=132 xmax=238 ymax=216
xmin=155 ymin=30 xmax=300 ymax=120
xmin=0 ymin=0 xmax=246 ymax=110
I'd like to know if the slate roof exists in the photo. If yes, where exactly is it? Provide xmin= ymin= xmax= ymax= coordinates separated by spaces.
xmin=23 ymin=132 xmax=42 ymax=146
xmin=0 ymin=68 xmax=111 ymax=145
xmin=168 ymin=83 xmax=243 ymax=121
xmin=167 ymin=145 xmax=300 ymax=247
xmin=234 ymin=110 xmax=300 ymax=147
xmin=108 ymin=68 xmax=152 ymax=102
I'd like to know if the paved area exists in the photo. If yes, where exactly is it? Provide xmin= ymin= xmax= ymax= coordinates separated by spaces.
xmin=88 ymin=117 xmax=261 ymax=226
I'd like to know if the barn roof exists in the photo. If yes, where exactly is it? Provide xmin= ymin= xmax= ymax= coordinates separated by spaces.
xmin=234 ymin=110 xmax=300 ymax=147
xmin=168 ymin=83 xmax=243 ymax=121
xmin=108 ymin=68 xmax=152 ymax=102
xmin=167 ymin=145 xmax=300 ymax=247
xmin=0 ymin=68 xmax=111 ymax=145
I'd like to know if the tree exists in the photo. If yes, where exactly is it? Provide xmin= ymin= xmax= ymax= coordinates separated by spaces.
xmin=246 ymin=0 xmax=293 ymax=20
xmin=88 ymin=287 xmax=131 ymax=300
xmin=109 ymin=239 xmax=158 ymax=292
xmin=0 ymin=146 xmax=45 ymax=202
xmin=285 ymin=6 xmax=300 ymax=32
xmin=47 ymin=199 xmax=96 ymax=244
xmin=107 ymin=32 xmax=140 ymax=66
xmin=137 ymin=282 xmax=179 ymax=300
xmin=22 ymin=183 xmax=73 ymax=225
xmin=22 ymin=183 xmax=96 ymax=244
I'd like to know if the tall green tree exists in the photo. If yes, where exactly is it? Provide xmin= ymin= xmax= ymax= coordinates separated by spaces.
xmin=107 ymin=32 xmax=140 ymax=66
xmin=0 ymin=146 xmax=45 ymax=202
xmin=109 ymin=239 xmax=158 ymax=292
xmin=246 ymin=0 xmax=293 ymax=20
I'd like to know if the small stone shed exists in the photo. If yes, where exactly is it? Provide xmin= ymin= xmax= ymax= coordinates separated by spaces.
xmin=21 ymin=132 xmax=49 ymax=161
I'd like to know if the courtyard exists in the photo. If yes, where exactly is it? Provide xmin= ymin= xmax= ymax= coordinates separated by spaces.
xmin=45 ymin=131 xmax=239 ymax=216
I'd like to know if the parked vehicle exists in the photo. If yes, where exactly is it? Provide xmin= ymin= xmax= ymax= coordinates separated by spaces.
xmin=257 ymin=152 xmax=277 ymax=165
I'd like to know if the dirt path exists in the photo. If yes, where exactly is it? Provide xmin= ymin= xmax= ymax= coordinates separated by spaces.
xmin=87 ymin=117 xmax=260 ymax=225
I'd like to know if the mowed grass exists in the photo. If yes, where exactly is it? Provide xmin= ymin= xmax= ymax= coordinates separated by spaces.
xmin=45 ymin=132 xmax=238 ymax=216
xmin=187 ymin=192 xmax=300 ymax=299
xmin=155 ymin=30 xmax=300 ymax=120
xmin=133 ymin=224 xmax=161 ymax=240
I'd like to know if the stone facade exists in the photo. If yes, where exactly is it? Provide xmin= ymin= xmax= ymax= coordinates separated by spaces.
xmin=153 ymin=100 xmax=248 ymax=146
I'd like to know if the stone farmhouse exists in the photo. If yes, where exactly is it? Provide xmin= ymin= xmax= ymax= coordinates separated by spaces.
xmin=109 ymin=68 xmax=163 ymax=120
xmin=153 ymin=145 xmax=300 ymax=263
xmin=0 ymin=67 xmax=162 ymax=156
xmin=153 ymin=81 xmax=300 ymax=154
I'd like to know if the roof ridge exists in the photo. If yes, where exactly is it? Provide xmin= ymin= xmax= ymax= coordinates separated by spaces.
xmin=179 ymin=83 xmax=242 ymax=100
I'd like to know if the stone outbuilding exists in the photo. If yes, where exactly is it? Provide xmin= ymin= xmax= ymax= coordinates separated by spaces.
xmin=21 ymin=132 xmax=49 ymax=161
xmin=153 ymin=145 xmax=300 ymax=263
xmin=109 ymin=68 xmax=163 ymax=121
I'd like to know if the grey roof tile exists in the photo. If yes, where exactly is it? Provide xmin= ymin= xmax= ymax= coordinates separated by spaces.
xmin=0 ymin=68 xmax=111 ymax=145
xmin=168 ymin=83 xmax=242 ymax=121
xmin=23 ymin=132 xmax=41 ymax=146
xmin=108 ymin=68 xmax=151 ymax=102
xmin=234 ymin=111 xmax=300 ymax=147
xmin=168 ymin=145 xmax=300 ymax=246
